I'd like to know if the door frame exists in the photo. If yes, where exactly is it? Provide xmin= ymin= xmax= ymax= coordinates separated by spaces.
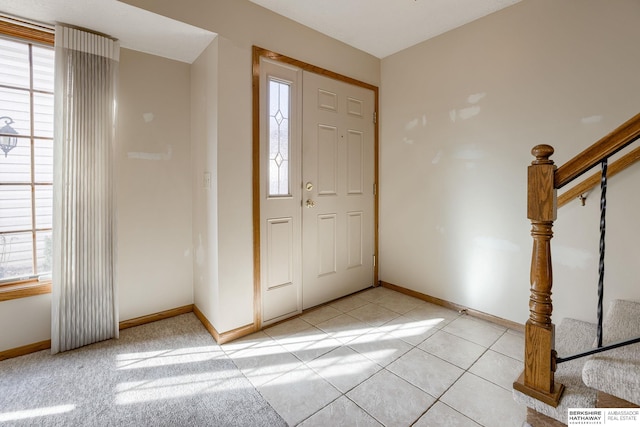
xmin=251 ymin=46 xmax=379 ymax=329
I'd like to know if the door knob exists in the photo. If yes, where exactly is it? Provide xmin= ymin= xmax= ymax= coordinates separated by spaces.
xmin=306 ymin=199 xmax=316 ymax=208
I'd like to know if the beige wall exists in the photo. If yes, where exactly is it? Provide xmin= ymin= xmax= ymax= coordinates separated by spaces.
xmin=191 ymin=39 xmax=220 ymax=328
xmin=191 ymin=36 xmax=256 ymax=333
xmin=116 ymin=49 xmax=194 ymax=320
xmin=214 ymin=36 xmax=255 ymax=332
xmin=0 ymin=294 xmax=51 ymax=352
xmin=0 ymin=48 xmax=193 ymax=352
xmin=380 ymin=0 xmax=640 ymax=324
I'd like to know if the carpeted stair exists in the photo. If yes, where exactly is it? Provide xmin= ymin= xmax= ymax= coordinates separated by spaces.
xmin=582 ymin=299 xmax=640 ymax=406
xmin=514 ymin=299 xmax=640 ymax=425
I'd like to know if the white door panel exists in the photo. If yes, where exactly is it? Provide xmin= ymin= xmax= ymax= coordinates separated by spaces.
xmin=301 ymin=71 xmax=375 ymax=309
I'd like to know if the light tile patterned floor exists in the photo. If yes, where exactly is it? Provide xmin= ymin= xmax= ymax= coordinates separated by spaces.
xmin=221 ymin=287 xmax=527 ymax=426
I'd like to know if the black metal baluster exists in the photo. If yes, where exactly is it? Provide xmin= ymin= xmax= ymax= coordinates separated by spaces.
xmin=597 ymin=159 xmax=607 ymax=348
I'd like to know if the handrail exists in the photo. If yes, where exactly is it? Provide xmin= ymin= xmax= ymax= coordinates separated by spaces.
xmin=514 ymin=112 xmax=640 ymax=409
xmin=558 ymin=145 xmax=640 ymax=208
xmin=555 ymin=112 xmax=640 ymax=189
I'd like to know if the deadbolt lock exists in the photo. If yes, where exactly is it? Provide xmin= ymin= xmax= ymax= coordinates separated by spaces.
xmin=305 ymin=182 xmax=314 ymax=191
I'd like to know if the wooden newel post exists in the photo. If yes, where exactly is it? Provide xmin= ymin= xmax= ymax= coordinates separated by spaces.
xmin=513 ymin=144 xmax=565 ymax=407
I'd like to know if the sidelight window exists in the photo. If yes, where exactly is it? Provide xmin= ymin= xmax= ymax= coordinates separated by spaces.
xmin=268 ymin=78 xmax=291 ymax=197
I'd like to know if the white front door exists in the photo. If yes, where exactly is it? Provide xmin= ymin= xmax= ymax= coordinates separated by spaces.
xmin=259 ymin=57 xmax=376 ymax=325
xmin=301 ymin=71 xmax=376 ymax=309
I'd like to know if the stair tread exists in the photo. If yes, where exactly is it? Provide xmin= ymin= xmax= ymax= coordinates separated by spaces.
xmin=582 ymin=300 xmax=640 ymax=405
xmin=583 ymin=344 xmax=640 ymax=406
xmin=600 ymin=299 xmax=640 ymax=344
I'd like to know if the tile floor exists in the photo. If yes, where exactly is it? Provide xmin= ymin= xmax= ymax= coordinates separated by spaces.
xmin=221 ymin=287 xmax=528 ymax=426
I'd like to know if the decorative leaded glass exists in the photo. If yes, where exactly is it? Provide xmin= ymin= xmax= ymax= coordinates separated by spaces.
xmin=268 ymin=79 xmax=291 ymax=196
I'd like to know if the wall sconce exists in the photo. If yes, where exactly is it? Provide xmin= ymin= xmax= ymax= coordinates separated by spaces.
xmin=0 ymin=116 xmax=19 ymax=158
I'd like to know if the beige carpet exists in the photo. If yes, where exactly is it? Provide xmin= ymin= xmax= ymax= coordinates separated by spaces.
xmin=0 ymin=313 xmax=286 ymax=426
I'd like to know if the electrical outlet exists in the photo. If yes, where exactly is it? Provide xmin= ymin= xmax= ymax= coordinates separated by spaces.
xmin=203 ymin=172 xmax=211 ymax=189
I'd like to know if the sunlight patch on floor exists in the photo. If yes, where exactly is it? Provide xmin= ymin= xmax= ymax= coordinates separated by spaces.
xmin=377 ymin=317 xmax=443 ymax=337
xmin=115 ymin=370 xmax=250 ymax=405
xmin=116 ymin=345 xmax=225 ymax=370
xmin=225 ymin=316 xmax=446 ymax=386
xmin=0 ymin=404 xmax=76 ymax=422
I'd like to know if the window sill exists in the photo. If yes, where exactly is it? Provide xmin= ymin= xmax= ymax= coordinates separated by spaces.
xmin=0 ymin=280 xmax=52 ymax=302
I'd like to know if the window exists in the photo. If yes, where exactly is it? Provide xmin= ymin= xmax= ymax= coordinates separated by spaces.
xmin=268 ymin=78 xmax=291 ymax=196
xmin=0 ymin=22 xmax=54 ymax=290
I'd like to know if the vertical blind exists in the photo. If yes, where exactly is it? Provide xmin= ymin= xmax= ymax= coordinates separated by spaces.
xmin=51 ymin=25 xmax=119 ymax=353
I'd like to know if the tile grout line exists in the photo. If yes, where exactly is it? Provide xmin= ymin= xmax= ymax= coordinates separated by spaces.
xmin=408 ymin=325 xmax=512 ymax=426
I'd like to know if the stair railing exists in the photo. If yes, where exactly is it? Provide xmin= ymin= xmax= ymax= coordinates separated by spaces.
xmin=513 ymin=112 xmax=640 ymax=407
xmin=558 ymin=146 xmax=640 ymax=208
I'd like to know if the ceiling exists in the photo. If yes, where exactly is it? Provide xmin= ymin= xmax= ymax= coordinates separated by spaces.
xmin=0 ymin=0 xmax=216 ymax=63
xmin=0 ymin=0 xmax=521 ymax=62
xmin=248 ymin=0 xmax=522 ymax=58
